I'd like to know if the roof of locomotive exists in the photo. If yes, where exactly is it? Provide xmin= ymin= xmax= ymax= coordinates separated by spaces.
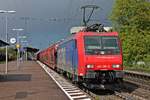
xmin=76 ymin=31 xmax=119 ymax=37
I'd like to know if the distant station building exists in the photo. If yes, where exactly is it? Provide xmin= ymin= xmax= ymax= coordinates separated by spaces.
xmin=23 ymin=47 xmax=39 ymax=60
xmin=24 ymin=47 xmax=39 ymax=53
xmin=0 ymin=40 xmax=9 ymax=47
xmin=0 ymin=40 xmax=9 ymax=62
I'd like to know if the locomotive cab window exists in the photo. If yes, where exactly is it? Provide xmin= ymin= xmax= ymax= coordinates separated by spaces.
xmin=84 ymin=36 xmax=120 ymax=55
xmin=102 ymin=37 xmax=119 ymax=49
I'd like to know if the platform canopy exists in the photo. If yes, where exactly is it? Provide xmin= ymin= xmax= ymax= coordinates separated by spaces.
xmin=23 ymin=47 xmax=39 ymax=53
xmin=0 ymin=40 xmax=9 ymax=47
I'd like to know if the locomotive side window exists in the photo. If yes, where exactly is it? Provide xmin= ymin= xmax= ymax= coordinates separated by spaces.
xmin=75 ymin=39 xmax=77 ymax=49
xmin=84 ymin=36 xmax=120 ymax=55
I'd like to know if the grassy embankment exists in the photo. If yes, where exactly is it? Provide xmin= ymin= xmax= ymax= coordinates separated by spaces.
xmin=125 ymin=65 xmax=150 ymax=73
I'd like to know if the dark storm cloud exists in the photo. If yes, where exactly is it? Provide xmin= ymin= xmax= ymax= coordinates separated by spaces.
xmin=0 ymin=0 xmax=114 ymax=49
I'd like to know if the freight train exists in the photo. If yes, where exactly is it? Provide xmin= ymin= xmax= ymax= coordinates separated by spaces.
xmin=37 ymin=24 xmax=124 ymax=89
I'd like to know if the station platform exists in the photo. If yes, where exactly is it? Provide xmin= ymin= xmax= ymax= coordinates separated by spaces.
xmin=0 ymin=61 xmax=69 ymax=100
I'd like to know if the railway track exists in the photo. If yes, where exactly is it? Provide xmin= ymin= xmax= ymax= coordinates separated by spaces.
xmin=115 ymin=84 xmax=149 ymax=100
xmin=37 ymin=61 xmax=150 ymax=100
xmin=80 ymin=86 xmax=148 ymax=100
xmin=124 ymin=70 xmax=150 ymax=91
xmin=76 ymin=70 xmax=150 ymax=100
xmin=84 ymin=81 xmax=150 ymax=100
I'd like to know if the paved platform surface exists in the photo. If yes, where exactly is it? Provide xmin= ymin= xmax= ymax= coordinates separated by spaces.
xmin=0 ymin=61 xmax=69 ymax=100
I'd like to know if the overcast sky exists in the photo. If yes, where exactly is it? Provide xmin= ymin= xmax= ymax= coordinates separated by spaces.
xmin=0 ymin=0 xmax=114 ymax=49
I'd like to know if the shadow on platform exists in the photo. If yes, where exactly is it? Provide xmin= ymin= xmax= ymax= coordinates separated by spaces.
xmin=0 ymin=74 xmax=32 ymax=82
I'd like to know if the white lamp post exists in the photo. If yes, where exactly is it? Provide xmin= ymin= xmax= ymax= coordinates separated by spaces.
xmin=12 ymin=28 xmax=24 ymax=69
xmin=0 ymin=10 xmax=16 ymax=74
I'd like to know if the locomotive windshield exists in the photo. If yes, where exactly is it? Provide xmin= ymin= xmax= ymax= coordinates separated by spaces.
xmin=84 ymin=36 xmax=120 ymax=55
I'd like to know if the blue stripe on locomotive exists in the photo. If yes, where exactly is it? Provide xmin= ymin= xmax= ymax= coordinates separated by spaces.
xmin=57 ymin=39 xmax=78 ymax=73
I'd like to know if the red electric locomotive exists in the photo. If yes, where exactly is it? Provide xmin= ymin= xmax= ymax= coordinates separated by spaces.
xmin=38 ymin=24 xmax=124 ymax=89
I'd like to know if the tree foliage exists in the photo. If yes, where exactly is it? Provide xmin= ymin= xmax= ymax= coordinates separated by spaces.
xmin=0 ymin=47 xmax=17 ymax=61
xmin=110 ymin=0 xmax=150 ymax=66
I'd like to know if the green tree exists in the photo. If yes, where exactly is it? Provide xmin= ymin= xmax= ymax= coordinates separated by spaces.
xmin=8 ymin=48 xmax=17 ymax=61
xmin=110 ymin=0 xmax=150 ymax=66
xmin=0 ymin=47 xmax=17 ymax=62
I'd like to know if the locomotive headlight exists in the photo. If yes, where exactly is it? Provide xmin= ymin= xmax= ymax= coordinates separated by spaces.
xmin=86 ymin=64 xmax=94 ymax=68
xmin=112 ymin=64 xmax=121 ymax=68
